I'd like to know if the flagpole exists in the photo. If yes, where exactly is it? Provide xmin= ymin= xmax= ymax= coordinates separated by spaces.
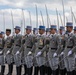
xmin=28 ymin=11 xmax=32 ymax=26
xmin=3 ymin=12 xmax=5 ymax=32
xmin=11 ymin=10 xmax=14 ymax=35
xmin=35 ymin=5 xmax=38 ymax=28
xmin=56 ymin=8 xmax=59 ymax=30
xmin=62 ymin=0 xmax=65 ymax=27
xmin=59 ymin=13 xmax=63 ymax=26
xmin=40 ymin=11 xmax=44 ymax=26
xmin=22 ymin=9 xmax=25 ymax=34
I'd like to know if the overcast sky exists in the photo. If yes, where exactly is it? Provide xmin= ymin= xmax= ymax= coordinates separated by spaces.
xmin=0 ymin=0 xmax=76 ymax=34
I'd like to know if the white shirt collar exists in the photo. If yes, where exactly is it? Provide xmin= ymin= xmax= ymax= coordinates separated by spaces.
xmin=27 ymin=33 xmax=32 ymax=36
xmin=51 ymin=33 xmax=56 ymax=36
xmin=40 ymin=33 xmax=46 ymax=36
xmin=68 ymin=31 xmax=73 ymax=35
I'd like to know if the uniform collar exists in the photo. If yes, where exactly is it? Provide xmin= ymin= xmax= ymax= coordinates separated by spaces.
xmin=40 ymin=33 xmax=46 ymax=36
xmin=6 ymin=35 xmax=11 ymax=38
xmin=51 ymin=33 xmax=56 ymax=36
xmin=27 ymin=33 xmax=32 ymax=36
xmin=68 ymin=31 xmax=73 ymax=35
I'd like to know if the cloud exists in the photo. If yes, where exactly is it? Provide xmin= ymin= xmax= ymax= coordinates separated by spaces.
xmin=0 ymin=0 xmax=76 ymax=34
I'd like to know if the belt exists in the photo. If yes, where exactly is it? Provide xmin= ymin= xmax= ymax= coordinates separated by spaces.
xmin=27 ymin=46 xmax=32 ymax=48
xmin=38 ymin=47 xmax=43 ymax=49
xmin=16 ymin=45 xmax=21 ymax=47
xmin=7 ymin=47 xmax=11 ymax=48
xmin=67 ymin=46 xmax=73 ymax=48
xmin=51 ymin=48 xmax=57 ymax=50
xmin=0 ymin=48 xmax=3 ymax=49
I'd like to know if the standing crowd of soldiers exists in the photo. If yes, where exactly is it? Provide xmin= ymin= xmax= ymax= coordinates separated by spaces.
xmin=0 ymin=22 xmax=76 ymax=75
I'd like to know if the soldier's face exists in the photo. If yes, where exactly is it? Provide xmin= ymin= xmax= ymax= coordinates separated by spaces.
xmin=15 ymin=29 xmax=20 ymax=34
xmin=26 ymin=29 xmax=31 ymax=34
xmin=39 ymin=29 xmax=45 ymax=34
xmin=66 ymin=26 xmax=73 ymax=32
xmin=6 ymin=31 xmax=11 ymax=36
xmin=51 ymin=29 xmax=56 ymax=34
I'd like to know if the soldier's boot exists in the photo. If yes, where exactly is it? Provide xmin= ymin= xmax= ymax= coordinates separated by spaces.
xmin=71 ymin=70 xmax=75 ymax=75
xmin=46 ymin=67 xmax=52 ymax=75
xmin=52 ymin=69 xmax=59 ymax=75
xmin=27 ymin=66 xmax=33 ymax=75
xmin=16 ymin=65 xmax=22 ymax=75
xmin=60 ymin=68 xmax=66 ymax=75
xmin=1 ymin=65 xmax=5 ymax=75
xmin=40 ymin=65 xmax=45 ymax=75
xmin=34 ymin=66 xmax=39 ymax=75
xmin=23 ymin=65 xmax=27 ymax=75
xmin=67 ymin=71 xmax=73 ymax=75
xmin=75 ymin=70 xmax=76 ymax=75
xmin=67 ymin=71 xmax=75 ymax=75
xmin=7 ymin=63 xmax=13 ymax=75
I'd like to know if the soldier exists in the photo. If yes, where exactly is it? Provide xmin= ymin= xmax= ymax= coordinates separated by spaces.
xmin=59 ymin=26 xmax=66 ymax=75
xmin=0 ymin=31 xmax=5 ymax=75
xmin=63 ymin=22 xmax=75 ymax=75
xmin=12 ymin=26 xmax=22 ymax=75
xmin=33 ymin=28 xmax=38 ymax=35
xmin=46 ymin=28 xmax=50 ymax=36
xmin=22 ymin=26 xmax=35 ymax=75
xmin=32 ymin=28 xmax=40 ymax=75
xmin=74 ymin=26 xmax=76 ymax=34
xmin=45 ymin=28 xmax=52 ymax=75
xmin=34 ymin=25 xmax=48 ymax=75
xmin=4 ymin=29 xmax=14 ymax=75
xmin=73 ymin=26 xmax=76 ymax=74
xmin=47 ymin=25 xmax=61 ymax=75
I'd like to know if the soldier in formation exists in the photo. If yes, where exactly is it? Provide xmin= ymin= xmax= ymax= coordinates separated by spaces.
xmin=1 ymin=22 xmax=76 ymax=75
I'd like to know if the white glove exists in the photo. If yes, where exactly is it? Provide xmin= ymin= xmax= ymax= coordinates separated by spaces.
xmin=68 ymin=50 xmax=72 ymax=56
xmin=53 ymin=53 xmax=57 ymax=57
xmin=36 ymin=51 xmax=42 ymax=57
xmin=16 ymin=51 xmax=19 ymax=55
xmin=0 ymin=51 xmax=2 ymax=54
xmin=27 ymin=51 xmax=32 ymax=55
xmin=60 ymin=52 xmax=64 ymax=56
xmin=6 ymin=50 xmax=10 ymax=54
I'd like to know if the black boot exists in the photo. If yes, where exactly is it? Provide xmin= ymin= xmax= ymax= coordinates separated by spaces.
xmin=27 ymin=66 xmax=33 ymax=75
xmin=71 ymin=70 xmax=75 ymax=75
xmin=1 ymin=65 xmax=5 ymax=75
xmin=52 ymin=69 xmax=59 ymax=75
xmin=67 ymin=71 xmax=72 ymax=75
xmin=34 ymin=66 xmax=39 ymax=75
xmin=60 ymin=68 xmax=66 ymax=75
xmin=16 ymin=65 xmax=22 ymax=75
xmin=23 ymin=65 xmax=27 ymax=75
xmin=7 ymin=63 xmax=13 ymax=75
xmin=46 ymin=67 xmax=52 ymax=75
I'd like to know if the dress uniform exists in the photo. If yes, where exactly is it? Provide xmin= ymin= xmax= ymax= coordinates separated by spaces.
xmin=22 ymin=26 xmax=35 ymax=75
xmin=45 ymin=28 xmax=52 ymax=75
xmin=59 ymin=26 xmax=66 ymax=75
xmin=32 ymin=28 xmax=40 ymax=75
xmin=43 ymin=25 xmax=61 ymax=75
xmin=34 ymin=26 xmax=48 ymax=75
xmin=73 ymin=26 xmax=76 ymax=75
xmin=0 ymin=32 xmax=5 ymax=75
xmin=4 ymin=29 xmax=14 ymax=75
xmin=74 ymin=26 xmax=76 ymax=34
xmin=63 ymin=22 xmax=76 ymax=75
xmin=12 ymin=26 xmax=22 ymax=75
